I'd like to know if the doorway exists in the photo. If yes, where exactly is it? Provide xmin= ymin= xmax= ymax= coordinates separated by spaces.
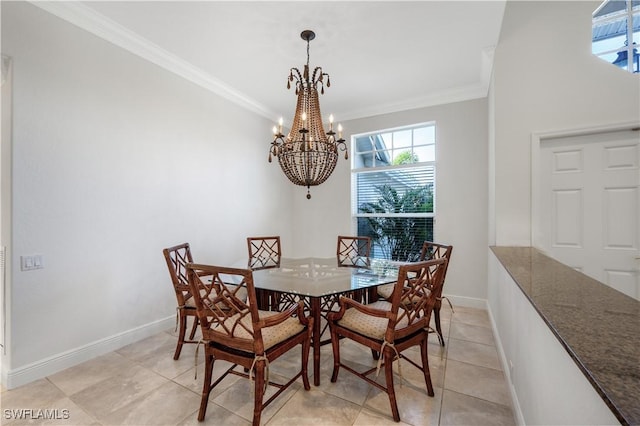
xmin=535 ymin=127 xmax=640 ymax=300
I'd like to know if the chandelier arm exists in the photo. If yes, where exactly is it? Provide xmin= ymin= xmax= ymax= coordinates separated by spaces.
xmin=336 ymin=139 xmax=349 ymax=160
xmin=288 ymin=67 xmax=303 ymax=91
xmin=291 ymin=67 xmax=303 ymax=82
xmin=311 ymin=66 xmax=322 ymax=84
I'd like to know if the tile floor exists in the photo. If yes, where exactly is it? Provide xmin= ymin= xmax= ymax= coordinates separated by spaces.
xmin=1 ymin=305 xmax=515 ymax=425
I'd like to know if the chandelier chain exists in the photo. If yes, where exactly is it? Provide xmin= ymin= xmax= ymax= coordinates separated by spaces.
xmin=306 ymin=38 xmax=310 ymax=74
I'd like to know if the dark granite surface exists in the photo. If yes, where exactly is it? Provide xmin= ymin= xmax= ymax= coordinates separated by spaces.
xmin=491 ymin=247 xmax=640 ymax=426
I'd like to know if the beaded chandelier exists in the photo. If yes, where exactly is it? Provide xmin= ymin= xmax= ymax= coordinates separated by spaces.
xmin=269 ymin=30 xmax=348 ymax=199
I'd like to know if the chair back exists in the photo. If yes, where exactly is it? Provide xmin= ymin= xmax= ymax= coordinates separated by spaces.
xmin=337 ymin=236 xmax=371 ymax=267
xmin=186 ymin=263 xmax=262 ymax=353
xmin=163 ymin=243 xmax=194 ymax=307
xmin=419 ymin=241 xmax=453 ymax=292
xmin=247 ymin=236 xmax=281 ymax=270
xmin=385 ymin=258 xmax=447 ymax=341
xmin=419 ymin=241 xmax=452 ymax=263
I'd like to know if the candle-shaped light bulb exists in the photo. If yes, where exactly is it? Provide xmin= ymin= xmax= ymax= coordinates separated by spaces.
xmin=278 ymin=117 xmax=283 ymax=134
xmin=272 ymin=125 xmax=278 ymax=136
xmin=329 ymin=114 xmax=334 ymax=131
xmin=338 ymin=123 xmax=343 ymax=139
xmin=301 ymin=112 xmax=307 ymax=126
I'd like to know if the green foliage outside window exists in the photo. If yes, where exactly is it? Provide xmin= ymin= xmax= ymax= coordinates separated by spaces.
xmin=392 ymin=151 xmax=419 ymax=165
xmin=359 ymin=184 xmax=433 ymax=261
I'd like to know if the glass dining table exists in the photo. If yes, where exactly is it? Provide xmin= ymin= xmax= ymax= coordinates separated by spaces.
xmin=249 ymin=257 xmax=401 ymax=386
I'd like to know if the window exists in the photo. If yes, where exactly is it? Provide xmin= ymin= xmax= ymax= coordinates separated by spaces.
xmin=351 ymin=123 xmax=435 ymax=261
xmin=592 ymin=0 xmax=640 ymax=73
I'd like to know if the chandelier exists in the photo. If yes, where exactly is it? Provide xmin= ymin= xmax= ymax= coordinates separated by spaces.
xmin=269 ymin=30 xmax=348 ymax=199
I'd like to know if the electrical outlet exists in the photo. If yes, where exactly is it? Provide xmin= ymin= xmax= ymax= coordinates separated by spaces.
xmin=20 ymin=255 xmax=44 ymax=271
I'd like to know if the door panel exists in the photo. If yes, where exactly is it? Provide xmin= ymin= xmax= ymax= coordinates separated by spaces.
xmin=553 ymin=189 xmax=582 ymax=247
xmin=604 ymin=187 xmax=636 ymax=248
xmin=540 ymin=129 xmax=640 ymax=300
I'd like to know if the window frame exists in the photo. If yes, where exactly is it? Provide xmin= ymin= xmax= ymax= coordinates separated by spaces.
xmin=350 ymin=122 xmax=436 ymax=261
xmin=592 ymin=0 xmax=640 ymax=73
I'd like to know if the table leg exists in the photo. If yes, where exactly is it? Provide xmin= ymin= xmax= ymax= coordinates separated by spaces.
xmin=367 ymin=286 xmax=379 ymax=303
xmin=254 ymin=288 xmax=269 ymax=310
xmin=310 ymin=297 xmax=321 ymax=386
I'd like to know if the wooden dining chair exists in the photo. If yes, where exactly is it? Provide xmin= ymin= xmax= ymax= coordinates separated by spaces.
xmin=328 ymin=258 xmax=447 ymax=423
xmin=186 ymin=263 xmax=312 ymax=426
xmin=162 ymin=242 xmax=199 ymax=360
xmin=418 ymin=242 xmax=453 ymax=345
xmin=335 ymin=235 xmax=372 ymax=308
xmin=336 ymin=235 xmax=372 ymax=267
xmin=247 ymin=236 xmax=281 ymax=270
xmin=247 ymin=236 xmax=282 ymax=310
xmin=377 ymin=241 xmax=453 ymax=346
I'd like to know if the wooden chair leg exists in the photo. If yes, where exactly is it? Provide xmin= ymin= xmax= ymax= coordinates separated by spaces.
xmin=302 ymin=337 xmax=311 ymax=390
xmin=188 ymin=316 xmax=199 ymax=340
xmin=330 ymin=328 xmax=341 ymax=383
xmin=252 ymin=362 xmax=266 ymax=426
xmin=420 ymin=337 xmax=435 ymax=396
xmin=433 ymin=305 xmax=445 ymax=347
xmin=383 ymin=349 xmax=400 ymax=422
xmin=197 ymin=351 xmax=214 ymax=421
xmin=174 ymin=311 xmax=187 ymax=360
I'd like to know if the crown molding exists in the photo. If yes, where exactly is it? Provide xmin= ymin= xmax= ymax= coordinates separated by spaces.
xmin=342 ymin=83 xmax=489 ymax=122
xmin=344 ymin=44 xmax=494 ymax=121
xmin=29 ymin=2 xmax=494 ymax=123
xmin=30 ymin=1 xmax=276 ymax=120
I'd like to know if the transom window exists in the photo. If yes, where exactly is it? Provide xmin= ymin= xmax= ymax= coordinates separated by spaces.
xmin=351 ymin=123 xmax=435 ymax=261
xmin=592 ymin=0 xmax=640 ymax=73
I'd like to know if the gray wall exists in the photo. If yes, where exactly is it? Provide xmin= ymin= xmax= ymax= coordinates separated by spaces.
xmin=291 ymin=98 xmax=490 ymax=307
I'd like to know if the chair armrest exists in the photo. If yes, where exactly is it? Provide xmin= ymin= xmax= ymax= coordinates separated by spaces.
xmin=259 ymin=301 xmax=310 ymax=328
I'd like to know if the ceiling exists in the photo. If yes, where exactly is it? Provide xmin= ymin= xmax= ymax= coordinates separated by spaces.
xmin=36 ymin=1 xmax=506 ymax=123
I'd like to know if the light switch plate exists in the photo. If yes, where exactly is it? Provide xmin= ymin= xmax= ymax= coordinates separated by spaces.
xmin=21 ymin=255 xmax=44 ymax=271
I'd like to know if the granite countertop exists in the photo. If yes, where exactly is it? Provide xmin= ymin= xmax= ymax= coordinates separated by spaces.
xmin=491 ymin=247 xmax=640 ymax=426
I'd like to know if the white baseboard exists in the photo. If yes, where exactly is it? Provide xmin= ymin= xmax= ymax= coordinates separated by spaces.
xmin=486 ymin=305 xmax=526 ymax=426
xmin=3 ymin=316 xmax=174 ymax=389
xmin=444 ymin=294 xmax=487 ymax=310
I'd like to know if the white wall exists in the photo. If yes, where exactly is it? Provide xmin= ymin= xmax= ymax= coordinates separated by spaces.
xmin=292 ymin=99 xmax=490 ymax=306
xmin=487 ymin=2 xmax=639 ymax=422
xmin=1 ymin=54 xmax=13 ymax=375
xmin=491 ymin=0 xmax=640 ymax=246
xmin=488 ymin=250 xmax=619 ymax=425
xmin=1 ymin=1 xmax=292 ymax=387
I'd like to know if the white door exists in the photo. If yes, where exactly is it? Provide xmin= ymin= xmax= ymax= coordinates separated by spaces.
xmin=539 ymin=129 xmax=640 ymax=300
